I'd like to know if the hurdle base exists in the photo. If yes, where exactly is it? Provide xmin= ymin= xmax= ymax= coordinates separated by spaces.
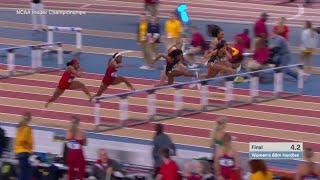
xmin=178 ymin=108 xmax=202 ymax=116
xmin=123 ymin=118 xmax=150 ymax=128
xmin=151 ymin=112 xmax=177 ymax=122
xmin=92 ymin=123 xmax=121 ymax=132
xmin=205 ymin=102 xmax=227 ymax=111
xmin=226 ymin=100 xmax=251 ymax=107
xmin=276 ymin=91 xmax=299 ymax=99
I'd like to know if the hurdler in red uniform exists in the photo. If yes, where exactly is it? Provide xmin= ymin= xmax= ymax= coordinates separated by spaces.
xmin=45 ymin=59 xmax=92 ymax=107
xmin=93 ymin=53 xmax=135 ymax=98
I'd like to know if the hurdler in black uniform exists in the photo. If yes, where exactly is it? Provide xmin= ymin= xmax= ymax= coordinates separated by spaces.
xmin=165 ymin=48 xmax=183 ymax=74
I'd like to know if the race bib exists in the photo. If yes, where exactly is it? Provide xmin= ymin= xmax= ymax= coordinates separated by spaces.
xmin=67 ymin=140 xmax=81 ymax=150
xmin=111 ymin=72 xmax=117 ymax=77
xmin=219 ymin=158 xmax=235 ymax=167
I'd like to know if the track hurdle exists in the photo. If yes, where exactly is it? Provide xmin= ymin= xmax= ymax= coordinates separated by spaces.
xmin=0 ymin=42 xmax=63 ymax=78
xmin=93 ymin=64 xmax=304 ymax=132
xmin=47 ymin=26 xmax=82 ymax=51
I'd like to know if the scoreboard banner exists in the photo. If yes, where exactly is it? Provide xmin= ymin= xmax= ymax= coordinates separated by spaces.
xmin=249 ymin=142 xmax=303 ymax=160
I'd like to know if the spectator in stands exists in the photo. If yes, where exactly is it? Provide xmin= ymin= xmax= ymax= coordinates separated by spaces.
xmin=144 ymin=0 xmax=159 ymax=17
xmin=271 ymin=27 xmax=298 ymax=80
xmin=301 ymin=21 xmax=319 ymax=73
xmin=137 ymin=13 xmax=152 ymax=70
xmin=90 ymin=148 xmax=122 ymax=180
xmin=249 ymin=159 xmax=273 ymax=180
xmin=14 ymin=112 xmax=33 ymax=180
xmin=254 ymin=12 xmax=269 ymax=45
xmin=210 ymin=117 xmax=227 ymax=149
xmin=165 ymin=12 xmax=183 ymax=50
xmin=235 ymin=29 xmax=251 ymax=51
xmin=210 ymin=29 xmax=224 ymax=50
xmin=144 ymin=16 xmax=161 ymax=70
xmin=228 ymin=36 xmax=245 ymax=69
xmin=65 ymin=116 xmax=86 ymax=180
xmin=31 ymin=0 xmax=46 ymax=31
xmin=198 ymin=160 xmax=215 ymax=180
xmin=214 ymin=133 xmax=241 ymax=180
xmin=296 ymin=148 xmax=320 ymax=179
xmin=273 ymin=17 xmax=289 ymax=41
xmin=156 ymin=148 xmax=179 ymax=180
xmin=185 ymin=26 xmax=207 ymax=68
xmin=183 ymin=160 xmax=202 ymax=180
xmin=246 ymin=38 xmax=271 ymax=71
xmin=152 ymin=123 xmax=176 ymax=176
xmin=0 ymin=125 xmax=6 ymax=158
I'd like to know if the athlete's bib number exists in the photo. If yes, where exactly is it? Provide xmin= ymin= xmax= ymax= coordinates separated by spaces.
xmin=68 ymin=78 xmax=74 ymax=83
xmin=67 ymin=141 xmax=81 ymax=150
xmin=111 ymin=72 xmax=117 ymax=77
xmin=219 ymin=158 xmax=235 ymax=167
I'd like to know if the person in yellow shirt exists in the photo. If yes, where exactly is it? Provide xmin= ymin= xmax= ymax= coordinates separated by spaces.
xmin=137 ymin=13 xmax=152 ymax=69
xmin=165 ymin=12 xmax=182 ymax=50
xmin=15 ymin=112 xmax=33 ymax=180
xmin=249 ymin=159 xmax=273 ymax=180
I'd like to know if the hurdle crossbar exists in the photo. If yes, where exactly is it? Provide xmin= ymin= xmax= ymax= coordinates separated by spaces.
xmin=47 ymin=26 xmax=82 ymax=51
xmin=93 ymin=64 xmax=304 ymax=132
xmin=0 ymin=42 xmax=63 ymax=78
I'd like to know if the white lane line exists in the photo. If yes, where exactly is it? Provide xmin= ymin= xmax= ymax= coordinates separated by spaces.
xmin=80 ymin=4 xmax=91 ymax=9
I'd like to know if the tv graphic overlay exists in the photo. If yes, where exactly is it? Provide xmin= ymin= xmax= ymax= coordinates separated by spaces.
xmin=249 ymin=142 xmax=303 ymax=160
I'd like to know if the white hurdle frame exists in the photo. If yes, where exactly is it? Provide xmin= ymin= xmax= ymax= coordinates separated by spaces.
xmin=47 ymin=26 xmax=82 ymax=50
xmin=93 ymin=64 xmax=304 ymax=131
xmin=1 ymin=42 xmax=63 ymax=76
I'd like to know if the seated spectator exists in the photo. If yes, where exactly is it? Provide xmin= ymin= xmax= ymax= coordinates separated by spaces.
xmin=273 ymin=17 xmax=289 ymax=41
xmin=296 ymin=148 xmax=320 ymax=179
xmin=183 ymin=160 xmax=202 ymax=180
xmin=249 ymin=159 xmax=273 ymax=180
xmin=198 ymin=160 xmax=215 ymax=180
xmin=214 ymin=133 xmax=241 ymax=180
xmin=90 ymin=148 xmax=123 ymax=180
xmin=235 ymin=29 xmax=251 ymax=50
xmin=246 ymin=38 xmax=271 ymax=71
xmin=185 ymin=26 xmax=207 ymax=66
xmin=0 ymin=161 xmax=16 ymax=179
xmin=156 ymin=148 xmax=179 ymax=180
xmin=152 ymin=124 xmax=176 ymax=176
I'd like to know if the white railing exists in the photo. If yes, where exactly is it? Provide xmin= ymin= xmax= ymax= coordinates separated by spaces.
xmin=93 ymin=64 xmax=304 ymax=131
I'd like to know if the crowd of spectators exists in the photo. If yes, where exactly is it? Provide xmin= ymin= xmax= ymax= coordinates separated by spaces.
xmin=1 ymin=113 xmax=320 ymax=179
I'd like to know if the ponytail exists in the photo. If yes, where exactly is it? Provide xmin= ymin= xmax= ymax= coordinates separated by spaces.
xmin=66 ymin=59 xmax=79 ymax=67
